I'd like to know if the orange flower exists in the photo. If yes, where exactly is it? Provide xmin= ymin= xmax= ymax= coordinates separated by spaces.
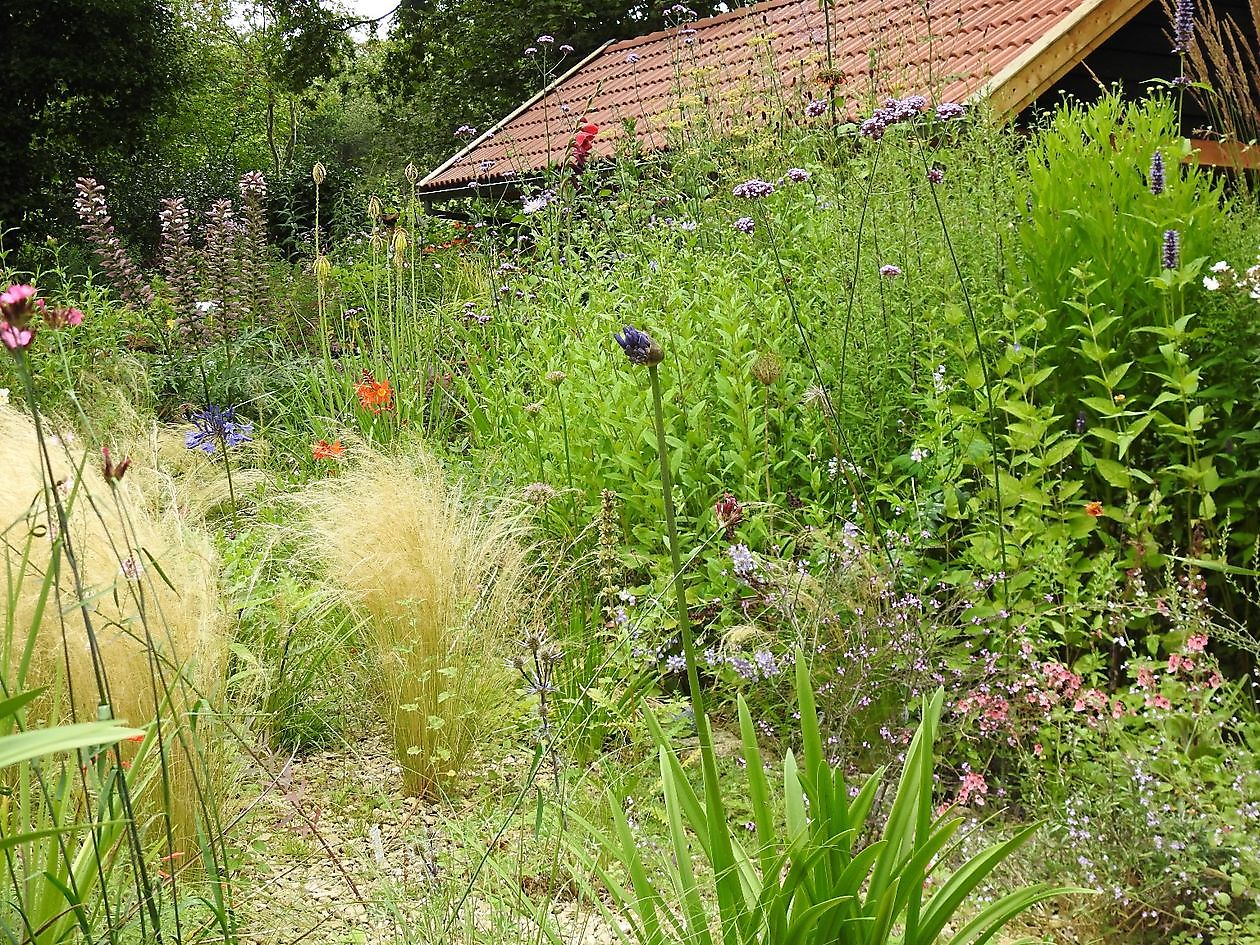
xmin=355 ymin=372 xmax=394 ymax=414
xmin=1084 ymin=501 xmax=1104 ymax=517
xmin=312 ymin=439 xmax=345 ymax=461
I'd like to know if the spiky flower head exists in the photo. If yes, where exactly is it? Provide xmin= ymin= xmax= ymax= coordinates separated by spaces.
xmin=1162 ymin=229 xmax=1181 ymax=269
xmin=1172 ymin=0 xmax=1194 ymax=53
xmin=239 ymin=171 xmax=267 ymax=202
xmin=613 ymin=325 xmax=664 ymax=366
xmin=751 ymin=351 xmax=783 ymax=385
xmin=927 ymin=166 xmax=944 ymax=184
xmin=1150 ymin=149 xmax=1166 ymax=195
xmin=545 ymin=370 xmax=567 ymax=386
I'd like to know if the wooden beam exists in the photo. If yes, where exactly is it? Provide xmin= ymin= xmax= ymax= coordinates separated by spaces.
xmin=1191 ymin=138 xmax=1260 ymax=169
xmin=976 ymin=0 xmax=1155 ymax=118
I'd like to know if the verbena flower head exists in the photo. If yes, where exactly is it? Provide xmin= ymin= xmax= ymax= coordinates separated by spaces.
xmin=1162 ymin=229 xmax=1181 ymax=269
xmin=880 ymin=264 xmax=903 ymax=278
xmin=927 ymin=166 xmax=945 ymax=184
xmin=805 ymin=98 xmax=828 ymax=118
xmin=454 ymin=124 xmax=477 ymax=138
xmin=626 ymin=52 xmax=641 ymax=63
xmin=733 ymin=216 xmax=755 ymax=234
xmin=1172 ymin=0 xmax=1194 ymax=53
xmin=732 ymin=178 xmax=775 ymax=199
xmin=560 ymin=43 xmax=574 ymax=53
xmin=785 ymin=167 xmax=810 ymax=183
xmin=185 ymin=405 xmax=253 ymax=454
xmin=1149 ymin=149 xmax=1166 ymax=195
xmin=936 ymin=102 xmax=965 ymax=121
xmin=537 ymin=34 xmax=554 ymax=44
xmin=613 ymin=325 xmax=663 ymax=366
xmin=524 ymin=46 xmax=538 ymax=56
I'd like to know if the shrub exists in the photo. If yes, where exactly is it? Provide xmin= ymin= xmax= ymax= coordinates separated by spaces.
xmin=296 ymin=444 xmax=529 ymax=795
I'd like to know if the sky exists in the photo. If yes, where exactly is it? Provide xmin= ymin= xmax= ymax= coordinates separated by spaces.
xmin=340 ymin=0 xmax=398 ymax=25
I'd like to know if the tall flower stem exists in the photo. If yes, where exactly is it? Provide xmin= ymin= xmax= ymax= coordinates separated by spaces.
xmin=645 ymin=362 xmax=739 ymax=928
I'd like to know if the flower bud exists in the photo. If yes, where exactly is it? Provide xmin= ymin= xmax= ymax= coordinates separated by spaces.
xmin=314 ymin=254 xmax=332 ymax=284
xmin=405 ymin=163 xmax=419 ymax=183
xmin=312 ymin=162 xmax=327 ymax=185
xmin=368 ymin=195 xmax=383 ymax=219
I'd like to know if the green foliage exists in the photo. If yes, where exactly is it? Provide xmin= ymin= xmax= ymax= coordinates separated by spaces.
xmin=577 ymin=655 xmax=1076 ymax=945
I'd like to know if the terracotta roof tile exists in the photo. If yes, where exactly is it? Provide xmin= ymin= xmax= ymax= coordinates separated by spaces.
xmin=419 ymin=0 xmax=1089 ymax=194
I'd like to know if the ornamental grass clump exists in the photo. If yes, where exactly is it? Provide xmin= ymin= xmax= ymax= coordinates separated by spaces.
xmin=297 ymin=446 xmax=529 ymax=796
xmin=0 ymin=403 xmax=230 ymax=851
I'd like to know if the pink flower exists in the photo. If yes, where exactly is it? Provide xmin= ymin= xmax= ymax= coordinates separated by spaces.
xmin=957 ymin=771 xmax=989 ymax=806
xmin=1185 ymin=633 xmax=1208 ymax=654
xmin=1146 ymin=694 xmax=1172 ymax=711
xmin=0 ymin=283 xmax=36 ymax=308
xmin=0 ymin=321 xmax=34 ymax=351
xmin=1137 ymin=667 xmax=1157 ymax=690
xmin=44 ymin=306 xmax=84 ymax=329
xmin=1207 ymin=671 xmax=1223 ymax=688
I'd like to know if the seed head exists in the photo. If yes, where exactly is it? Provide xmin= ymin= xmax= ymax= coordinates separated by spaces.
xmin=751 ymin=351 xmax=783 ymax=385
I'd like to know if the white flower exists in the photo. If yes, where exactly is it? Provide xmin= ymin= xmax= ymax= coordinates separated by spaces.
xmin=910 ymin=447 xmax=928 ymax=462
xmin=1203 ymin=276 xmax=1220 ymax=291
xmin=1210 ymin=260 xmax=1232 ymax=273
xmin=522 ymin=195 xmax=549 ymax=214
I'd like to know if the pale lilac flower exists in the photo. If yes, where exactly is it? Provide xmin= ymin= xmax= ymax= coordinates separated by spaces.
xmin=880 ymin=264 xmax=903 ymax=278
xmin=805 ymin=98 xmax=828 ymax=118
xmin=935 ymin=102 xmax=965 ymax=120
xmin=560 ymin=44 xmax=574 ymax=53
xmin=733 ymin=216 xmax=755 ymax=234
xmin=785 ymin=167 xmax=810 ymax=183
xmin=732 ymin=178 xmax=776 ymax=199
xmin=537 ymin=34 xmax=554 ymax=44
xmin=626 ymin=52 xmax=641 ymax=64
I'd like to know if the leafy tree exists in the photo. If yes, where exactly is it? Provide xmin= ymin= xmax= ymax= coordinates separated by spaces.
xmin=380 ymin=0 xmax=733 ymax=170
xmin=0 ymin=0 xmax=188 ymax=242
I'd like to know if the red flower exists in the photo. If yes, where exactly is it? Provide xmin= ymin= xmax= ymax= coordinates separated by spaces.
xmin=312 ymin=439 xmax=345 ymax=461
xmin=572 ymin=121 xmax=600 ymax=168
xmin=1084 ymin=501 xmax=1104 ymax=517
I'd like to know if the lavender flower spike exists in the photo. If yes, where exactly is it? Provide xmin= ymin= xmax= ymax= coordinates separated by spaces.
xmin=1150 ymin=149 xmax=1165 ymax=195
xmin=613 ymin=325 xmax=664 ymax=366
xmin=1162 ymin=229 xmax=1181 ymax=270
xmin=1172 ymin=0 xmax=1194 ymax=53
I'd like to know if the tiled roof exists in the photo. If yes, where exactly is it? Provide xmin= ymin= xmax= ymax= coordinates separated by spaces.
xmin=419 ymin=0 xmax=1095 ymax=195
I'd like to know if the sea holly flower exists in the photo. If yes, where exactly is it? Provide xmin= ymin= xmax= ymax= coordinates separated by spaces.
xmin=613 ymin=325 xmax=663 ymax=366
xmin=185 ymin=405 xmax=253 ymax=454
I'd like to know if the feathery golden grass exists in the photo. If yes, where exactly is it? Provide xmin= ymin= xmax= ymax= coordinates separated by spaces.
xmin=0 ymin=404 xmax=230 ymax=847
xmin=297 ymin=445 xmax=529 ymax=797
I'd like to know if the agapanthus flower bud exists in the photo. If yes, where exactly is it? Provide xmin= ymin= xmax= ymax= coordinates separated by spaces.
xmin=613 ymin=325 xmax=663 ymax=366
xmin=312 ymin=163 xmax=327 ymax=185
xmin=405 ymin=162 xmax=419 ymax=183
xmin=1149 ymin=149 xmax=1165 ymax=195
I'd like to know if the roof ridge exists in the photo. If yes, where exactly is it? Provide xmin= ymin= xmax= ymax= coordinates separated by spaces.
xmin=607 ymin=0 xmax=810 ymax=53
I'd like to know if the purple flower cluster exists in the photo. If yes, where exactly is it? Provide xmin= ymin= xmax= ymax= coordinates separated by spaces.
xmin=732 ymin=178 xmax=776 ymax=199
xmin=1172 ymin=0 xmax=1194 ymax=53
xmin=1162 ymin=229 xmax=1181 ymax=270
xmin=880 ymin=264 xmax=903 ymax=278
xmin=1149 ymin=149 xmax=1166 ymax=196
xmin=805 ymin=98 xmax=828 ymax=118
xmin=935 ymin=102 xmax=965 ymax=121
xmin=185 ymin=405 xmax=253 ymax=454
xmin=859 ymin=95 xmax=928 ymax=139
xmin=927 ymin=166 xmax=945 ymax=184
xmin=785 ymin=167 xmax=810 ymax=183
xmin=733 ymin=216 xmax=755 ymax=234
xmin=454 ymin=124 xmax=477 ymax=138
xmin=613 ymin=325 xmax=663 ymax=365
